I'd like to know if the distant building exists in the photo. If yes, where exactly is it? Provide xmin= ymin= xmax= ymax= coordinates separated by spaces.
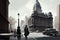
xmin=28 ymin=0 xmax=53 ymax=32
xmin=21 ymin=20 xmax=25 ymax=32
xmin=25 ymin=16 xmax=29 ymax=25
xmin=55 ymin=5 xmax=60 ymax=31
xmin=0 ymin=0 xmax=9 ymax=33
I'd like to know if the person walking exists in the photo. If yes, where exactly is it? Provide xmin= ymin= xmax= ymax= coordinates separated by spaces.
xmin=24 ymin=25 xmax=29 ymax=38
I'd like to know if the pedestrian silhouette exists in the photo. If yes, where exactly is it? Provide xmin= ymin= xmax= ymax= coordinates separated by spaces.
xmin=24 ymin=25 xmax=29 ymax=38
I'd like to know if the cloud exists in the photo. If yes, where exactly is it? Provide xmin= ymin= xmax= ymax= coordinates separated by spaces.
xmin=25 ymin=0 xmax=34 ymax=10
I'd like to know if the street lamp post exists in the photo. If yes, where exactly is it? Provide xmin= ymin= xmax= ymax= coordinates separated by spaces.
xmin=17 ymin=13 xmax=21 ymax=37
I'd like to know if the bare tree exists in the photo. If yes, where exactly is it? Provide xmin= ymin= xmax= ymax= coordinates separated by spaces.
xmin=8 ymin=16 xmax=17 ymax=33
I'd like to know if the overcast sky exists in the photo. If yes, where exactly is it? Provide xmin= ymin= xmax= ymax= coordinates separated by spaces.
xmin=9 ymin=0 xmax=60 ymax=20
xmin=9 ymin=0 xmax=60 ymax=29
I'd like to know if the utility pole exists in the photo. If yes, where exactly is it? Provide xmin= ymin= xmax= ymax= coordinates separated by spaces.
xmin=17 ymin=13 xmax=21 ymax=37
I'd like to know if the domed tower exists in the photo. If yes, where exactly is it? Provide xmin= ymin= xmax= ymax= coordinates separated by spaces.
xmin=48 ymin=12 xmax=53 ymax=28
xmin=33 ymin=0 xmax=42 ymax=13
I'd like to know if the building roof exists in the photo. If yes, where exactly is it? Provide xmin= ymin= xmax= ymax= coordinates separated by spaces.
xmin=31 ymin=11 xmax=53 ymax=19
xmin=33 ymin=0 xmax=42 ymax=13
xmin=32 ymin=0 xmax=53 ymax=19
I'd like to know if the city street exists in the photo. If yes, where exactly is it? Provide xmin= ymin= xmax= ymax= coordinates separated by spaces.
xmin=0 ymin=32 xmax=60 ymax=40
xmin=9 ymin=32 xmax=50 ymax=40
xmin=9 ymin=32 xmax=60 ymax=40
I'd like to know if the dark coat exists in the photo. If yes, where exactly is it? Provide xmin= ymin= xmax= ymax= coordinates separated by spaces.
xmin=24 ymin=25 xmax=29 ymax=36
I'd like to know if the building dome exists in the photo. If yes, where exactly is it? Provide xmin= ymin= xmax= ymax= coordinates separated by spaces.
xmin=33 ymin=0 xmax=42 ymax=13
xmin=48 ymin=12 xmax=52 ymax=17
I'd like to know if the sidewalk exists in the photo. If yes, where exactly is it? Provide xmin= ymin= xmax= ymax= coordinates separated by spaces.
xmin=22 ymin=32 xmax=50 ymax=38
xmin=0 ymin=32 xmax=50 ymax=40
xmin=0 ymin=33 xmax=14 ymax=36
xmin=10 ymin=32 xmax=50 ymax=40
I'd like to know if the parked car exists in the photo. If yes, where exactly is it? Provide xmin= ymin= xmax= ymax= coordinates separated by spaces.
xmin=43 ymin=28 xmax=58 ymax=36
xmin=56 ymin=32 xmax=60 ymax=37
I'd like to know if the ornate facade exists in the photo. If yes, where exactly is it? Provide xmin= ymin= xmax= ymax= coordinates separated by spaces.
xmin=28 ymin=0 xmax=53 ymax=32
